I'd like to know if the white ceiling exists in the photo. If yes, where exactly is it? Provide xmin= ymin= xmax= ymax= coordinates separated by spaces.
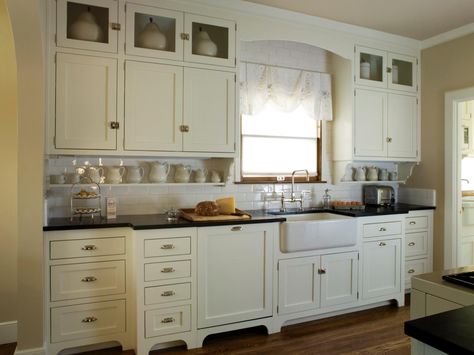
xmin=244 ymin=0 xmax=474 ymax=40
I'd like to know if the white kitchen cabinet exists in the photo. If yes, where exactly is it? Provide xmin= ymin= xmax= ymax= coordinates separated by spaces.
xmin=355 ymin=46 xmax=417 ymax=93
xmin=56 ymin=0 xmax=119 ymax=53
xmin=197 ymin=224 xmax=273 ymax=328
xmin=124 ymin=61 xmax=183 ymax=151
xmin=124 ymin=61 xmax=235 ymax=153
xmin=125 ymin=3 xmax=236 ymax=68
xmin=278 ymin=252 xmax=358 ymax=315
xmin=183 ymin=67 xmax=235 ymax=152
xmin=55 ymin=53 xmax=118 ymax=150
xmin=362 ymin=238 xmax=401 ymax=299
xmin=354 ymin=88 xmax=417 ymax=160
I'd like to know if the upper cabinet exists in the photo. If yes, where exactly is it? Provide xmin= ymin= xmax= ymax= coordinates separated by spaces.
xmin=56 ymin=0 xmax=120 ymax=53
xmin=125 ymin=3 xmax=236 ymax=67
xmin=355 ymin=46 xmax=417 ymax=93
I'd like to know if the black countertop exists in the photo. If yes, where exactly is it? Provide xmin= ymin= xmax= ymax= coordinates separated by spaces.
xmin=43 ymin=203 xmax=434 ymax=231
xmin=404 ymin=305 xmax=474 ymax=355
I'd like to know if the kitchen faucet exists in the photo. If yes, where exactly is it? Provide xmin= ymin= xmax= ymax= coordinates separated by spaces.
xmin=280 ymin=169 xmax=310 ymax=211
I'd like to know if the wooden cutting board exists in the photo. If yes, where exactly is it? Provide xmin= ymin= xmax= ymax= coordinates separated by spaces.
xmin=179 ymin=208 xmax=251 ymax=222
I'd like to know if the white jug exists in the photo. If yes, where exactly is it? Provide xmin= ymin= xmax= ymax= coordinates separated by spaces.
xmin=210 ymin=170 xmax=221 ymax=183
xmin=193 ymin=168 xmax=208 ymax=183
xmin=355 ymin=167 xmax=366 ymax=181
xmin=367 ymin=166 xmax=378 ymax=181
xmin=83 ymin=166 xmax=104 ymax=184
xmin=174 ymin=164 xmax=191 ymax=183
xmin=126 ymin=166 xmax=144 ymax=184
xmin=149 ymin=162 xmax=170 ymax=183
xmin=378 ymin=168 xmax=389 ymax=181
xmin=106 ymin=166 xmax=125 ymax=184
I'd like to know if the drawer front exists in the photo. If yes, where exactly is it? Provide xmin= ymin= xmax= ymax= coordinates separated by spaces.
xmin=144 ymin=260 xmax=191 ymax=282
xmin=145 ymin=283 xmax=191 ymax=305
xmin=50 ymin=237 xmax=125 ymax=259
xmin=405 ymin=258 xmax=429 ymax=281
xmin=405 ymin=216 xmax=428 ymax=231
xmin=50 ymin=261 xmax=125 ymax=301
xmin=405 ymin=232 xmax=428 ymax=257
xmin=363 ymin=221 xmax=402 ymax=238
xmin=145 ymin=305 xmax=190 ymax=338
xmin=144 ymin=237 xmax=191 ymax=258
xmin=51 ymin=300 xmax=125 ymax=343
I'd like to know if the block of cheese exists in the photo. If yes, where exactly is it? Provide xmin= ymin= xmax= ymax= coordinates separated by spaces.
xmin=216 ymin=197 xmax=236 ymax=215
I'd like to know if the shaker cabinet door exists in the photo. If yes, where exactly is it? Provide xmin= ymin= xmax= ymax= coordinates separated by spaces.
xmin=387 ymin=93 xmax=417 ymax=159
xmin=183 ymin=68 xmax=235 ymax=152
xmin=124 ymin=61 xmax=183 ymax=151
xmin=55 ymin=53 xmax=117 ymax=150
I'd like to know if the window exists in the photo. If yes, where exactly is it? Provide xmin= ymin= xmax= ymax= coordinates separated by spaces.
xmin=241 ymin=104 xmax=321 ymax=181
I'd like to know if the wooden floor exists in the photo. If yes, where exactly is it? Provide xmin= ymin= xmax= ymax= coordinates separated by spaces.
xmin=0 ymin=299 xmax=411 ymax=355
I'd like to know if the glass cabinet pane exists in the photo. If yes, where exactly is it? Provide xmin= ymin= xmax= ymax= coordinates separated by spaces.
xmin=134 ymin=12 xmax=176 ymax=52
xmin=391 ymin=58 xmax=413 ymax=87
xmin=191 ymin=22 xmax=229 ymax=60
xmin=359 ymin=52 xmax=384 ymax=83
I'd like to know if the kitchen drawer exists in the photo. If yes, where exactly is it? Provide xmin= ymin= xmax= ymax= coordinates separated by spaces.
xmin=144 ymin=237 xmax=191 ymax=258
xmin=144 ymin=260 xmax=191 ymax=282
xmin=50 ymin=237 xmax=125 ymax=259
xmin=405 ymin=216 xmax=428 ymax=231
xmin=405 ymin=232 xmax=428 ymax=257
xmin=50 ymin=260 xmax=125 ymax=301
xmin=362 ymin=221 xmax=402 ymax=238
xmin=50 ymin=299 xmax=125 ymax=343
xmin=405 ymin=258 xmax=429 ymax=283
xmin=145 ymin=282 xmax=191 ymax=305
xmin=145 ymin=305 xmax=190 ymax=338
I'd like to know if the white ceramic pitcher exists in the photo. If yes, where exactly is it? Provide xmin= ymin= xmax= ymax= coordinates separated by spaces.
xmin=106 ymin=166 xmax=125 ymax=184
xmin=149 ymin=162 xmax=170 ymax=183
xmin=174 ymin=164 xmax=191 ymax=183
xmin=126 ymin=166 xmax=144 ymax=183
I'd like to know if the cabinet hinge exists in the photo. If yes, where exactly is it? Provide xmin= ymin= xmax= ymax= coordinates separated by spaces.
xmin=354 ymin=45 xmax=356 ymax=53
xmin=124 ymin=3 xmax=126 ymax=11
xmin=354 ymin=147 xmax=356 ymax=154
xmin=235 ymin=23 xmax=237 ymax=31
xmin=354 ymin=75 xmax=356 ymax=83
xmin=416 ymin=85 xmax=418 ymax=92
xmin=357 ymin=253 xmax=360 ymax=260
xmin=416 ymin=98 xmax=419 ymax=105
xmin=235 ymin=57 xmax=237 ymax=66
xmin=357 ymin=291 xmax=359 ymax=299
xmin=277 ymin=305 xmax=279 ymax=313
xmin=234 ymin=74 xmax=236 ymax=82
xmin=54 ymin=33 xmax=57 ymax=45
xmin=416 ymin=58 xmax=418 ymax=65
xmin=354 ymin=89 xmax=356 ymax=96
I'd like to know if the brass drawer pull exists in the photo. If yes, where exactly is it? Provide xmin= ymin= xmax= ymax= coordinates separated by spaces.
xmin=379 ymin=227 xmax=387 ymax=232
xmin=408 ymin=269 xmax=415 ymax=274
xmin=161 ymin=290 xmax=175 ymax=297
xmin=231 ymin=226 xmax=242 ymax=231
xmin=81 ymin=316 xmax=97 ymax=323
xmin=81 ymin=276 xmax=97 ymax=282
xmin=161 ymin=267 xmax=175 ymax=273
xmin=379 ymin=242 xmax=386 ymax=246
xmin=81 ymin=245 xmax=97 ymax=251
xmin=161 ymin=244 xmax=175 ymax=250
xmin=161 ymin=317 xmax=175 ymax=324
xmin=409 ymin=221 xmax=416 ymax=225
xmin=408 ymin=242 xmax=416 ymax=246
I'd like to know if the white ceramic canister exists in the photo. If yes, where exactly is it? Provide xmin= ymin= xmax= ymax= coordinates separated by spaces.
xmin=360 ymin=62 xmax=370 ymax=79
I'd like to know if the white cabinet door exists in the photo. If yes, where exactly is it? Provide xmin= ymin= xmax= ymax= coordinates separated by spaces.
xmin=124 ymin=61 xmax=183 ymax=151
xmin=387 ymin=53 xmax=417 ymax=93
xmin=355 ymin=46 xmax=387 ymax=89
xmin=184 ymin=13 xmax=236 ymax=68
xmin=183 ymin=68 xmax=235 ymax=152
xmin=320 ymin=252 xmax=358 ymax=308
xmin=362 ymin=239 xmax=401 ymax=299
xmin=278 ymin=256 xmax=320 ymax=315
xmin=354 ymin=89 xmax=387 ymax=158
xmin=197 ymin=224 xmax=273 ymax=328
xmin=387 ymin=93 xmax=417 ymax=158
xmin=55 ymin=53 xmax=117 ymax=150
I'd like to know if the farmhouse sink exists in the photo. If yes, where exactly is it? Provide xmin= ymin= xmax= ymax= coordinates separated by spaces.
xmin=279 ymin=212 xmax=357 ymax=253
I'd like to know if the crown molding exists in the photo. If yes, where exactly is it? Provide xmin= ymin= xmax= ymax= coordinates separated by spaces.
xmin=421 ymin=22 xmax=474 ymax=49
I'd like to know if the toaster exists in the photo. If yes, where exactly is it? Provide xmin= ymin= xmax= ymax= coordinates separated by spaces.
xmin=363 ymin=185 xmax=395 ymax=206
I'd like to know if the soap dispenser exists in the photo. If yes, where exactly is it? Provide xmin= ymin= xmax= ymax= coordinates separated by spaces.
xmin=323 ymin=189 xmax=331 ymax=209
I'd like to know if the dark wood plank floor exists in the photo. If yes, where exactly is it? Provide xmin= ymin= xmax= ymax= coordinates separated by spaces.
xmin=0 ymin=299 xmax=410 ymax=355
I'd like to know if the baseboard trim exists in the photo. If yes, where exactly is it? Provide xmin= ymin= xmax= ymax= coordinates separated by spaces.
xmin=0 ymin=321 xmax=17 ymax=345
xmin=14 ymin=346 xmax=45 ymax=355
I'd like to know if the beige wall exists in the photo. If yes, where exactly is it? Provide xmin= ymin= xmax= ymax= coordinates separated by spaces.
xmin=6 ymin=0 xmax=45 ymax=350
xmin=0 ymin=0 xmax=17 ymax=325
xmin=408 ymin=33 xmax=474 ymax=270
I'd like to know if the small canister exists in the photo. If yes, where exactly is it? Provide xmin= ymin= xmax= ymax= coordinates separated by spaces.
xmin=360 ymin=62 xmax=370 ymax=79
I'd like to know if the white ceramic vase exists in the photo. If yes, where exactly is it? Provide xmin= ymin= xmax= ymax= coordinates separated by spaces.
xmin=193 ymin=29 xmax=217 ymax=57
xmin=69 ymin=7 xmax=103 ymax=42
xmin=136 ymin=18 xmax=167 ymax=50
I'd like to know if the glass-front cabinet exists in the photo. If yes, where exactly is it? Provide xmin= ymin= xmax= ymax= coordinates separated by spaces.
xmin=56 ymin=0 xmax=119 ymax=53
xmin=355 ymin=46 xmax=417 ymax=92
xmin=125 ymin=4 xmax=236 ymax=67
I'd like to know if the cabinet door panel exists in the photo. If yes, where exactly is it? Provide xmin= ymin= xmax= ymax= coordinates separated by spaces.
xmin=387 ymin=53 xmax=417 ymax=92
xmin=197 ymin=224 xmax=273 ymax=328
xmin=387 ymin=93 xmax=417 ymax=158
xmin=124 ymin=61 xmax=183 ymax=151
xmin=183 ymin=68 xmax=235 ymax=152
xmin=354 ymin=89 xmax=387 ymax=158
xmin=321 ymin=252 xmax=358 ymax=308
xmin=355 ymin=46 xmax=387 ymax=88
xmin=278 ymin=257 xmax=320 ymax=315
xmin=362 ymin=239 xmax=401 ymax=299
xmin=56 ymin=53 xmax=117 ymax=150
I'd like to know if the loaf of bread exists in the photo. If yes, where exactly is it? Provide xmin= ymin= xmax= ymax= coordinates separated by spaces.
xmin=195 ymin=201 xmax=220 ymax=216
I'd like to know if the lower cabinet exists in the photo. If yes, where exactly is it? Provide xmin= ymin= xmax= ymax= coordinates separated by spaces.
xmin=362 ymin=238 xmax=401 ymax=299
xmin=197 ymin=224 xmax=274 ymax=328
xmin=278 ymin=251 xmax=358 ymax=315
